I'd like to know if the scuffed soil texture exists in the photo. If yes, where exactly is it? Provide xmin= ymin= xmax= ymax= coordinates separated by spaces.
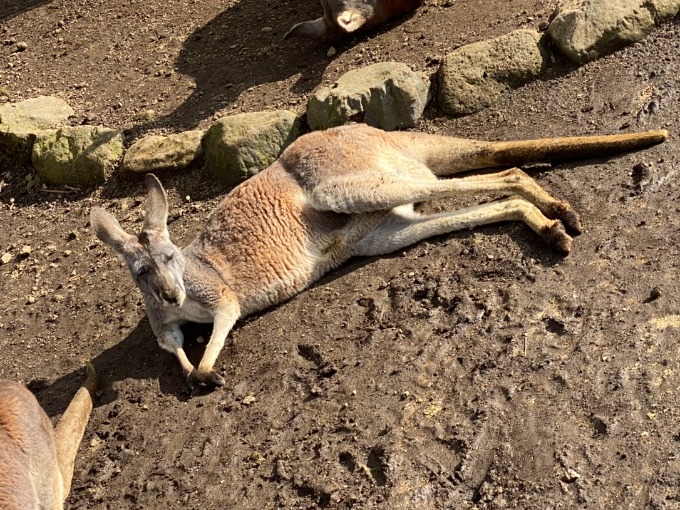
xmin=2 ymin=1 xmax=680 ymax=509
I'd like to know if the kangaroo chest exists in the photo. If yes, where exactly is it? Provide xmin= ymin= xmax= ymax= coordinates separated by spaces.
xmin=175 ymin=297 xmax=214 ymax=324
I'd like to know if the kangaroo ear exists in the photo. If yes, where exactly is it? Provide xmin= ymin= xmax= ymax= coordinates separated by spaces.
xmin=90 ymin=207 xmax=137 ymax=255
xmin=336 ymin=10 xmax=365 ymax=32
xmin=143 ymin=174 xmax=169 ymax=235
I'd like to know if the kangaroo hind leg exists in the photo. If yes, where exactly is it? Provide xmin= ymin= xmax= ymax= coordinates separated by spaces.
xmin=311 ymin=160 xmax=581 ymax=236
xmin=459 ymin=168 xmax=582 ymax=234
xmin=308 ymin=156 xmax=437 ymax=214
xmin=354 ymin=197 xmax=573 ymax=256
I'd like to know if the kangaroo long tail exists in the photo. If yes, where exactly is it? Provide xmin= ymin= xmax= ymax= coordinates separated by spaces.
xmin=401 ymin=129 xmax=669 ymax=175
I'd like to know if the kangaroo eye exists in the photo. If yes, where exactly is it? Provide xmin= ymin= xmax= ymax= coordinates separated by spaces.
xmin=165 ymin=253 xmax=175 ymax=262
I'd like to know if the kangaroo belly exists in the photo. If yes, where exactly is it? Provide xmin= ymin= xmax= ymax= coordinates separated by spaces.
xmin=230 ymin=208 xmax=356 ymax=315
xmin=196 ymin=168 xmax=360 ymax=316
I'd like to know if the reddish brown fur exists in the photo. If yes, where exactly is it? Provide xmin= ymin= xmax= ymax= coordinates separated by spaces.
xmin=0 ymin=365 xmax=98 ymax=510
xmin=0 ymin=382 xmax=62 ymax=510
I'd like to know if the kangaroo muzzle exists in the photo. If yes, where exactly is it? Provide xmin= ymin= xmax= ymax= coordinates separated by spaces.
xmin=158 ymin=274 xmax=185 ymax=307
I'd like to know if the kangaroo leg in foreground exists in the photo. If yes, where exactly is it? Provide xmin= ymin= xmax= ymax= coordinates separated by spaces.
xmin=354 ymin=196 xmax=572 ymax=255
xmin=53 ymin=362 xmax=99 ymax=498
xmin=0 ymin=363 xmax=98 ymax=509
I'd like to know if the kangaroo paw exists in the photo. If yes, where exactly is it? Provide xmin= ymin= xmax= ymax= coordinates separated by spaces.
xmin=187 ymin=368 xmax=226 ymax=389
xmin=547 ymin=202 xmax=582 ymax=235
xmin=542 ymin=221 xmax=573 ymax=255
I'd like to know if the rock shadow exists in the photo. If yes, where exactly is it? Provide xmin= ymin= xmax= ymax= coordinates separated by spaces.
xmin=0 ymin=0 xmax=52 ymax=21
xmin=143 ymin=0 xmax=333 ymax=133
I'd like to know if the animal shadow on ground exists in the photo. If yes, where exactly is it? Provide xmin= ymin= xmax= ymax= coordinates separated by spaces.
xmin=31 ymin=319 xmax=219 ymax=418
xmin=134 ymin=0 xmax=330 ymax=133
xmin=0 ymin=0 xmax=52 ymax=21
xmin=133 ymin=0 xmax=417 ymax=134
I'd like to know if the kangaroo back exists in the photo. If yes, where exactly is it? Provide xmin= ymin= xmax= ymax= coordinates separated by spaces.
xmin=0 ymin=381 xmax=62 ymax=509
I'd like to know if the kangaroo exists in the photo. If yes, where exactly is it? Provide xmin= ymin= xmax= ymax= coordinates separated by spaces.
xmin=284 ymin=0 xmax=422 ymax=39
xmin=91 ymin=123 xmax=667 ymax=389
xmin=0 ymin=363 xmax=98 ymax=510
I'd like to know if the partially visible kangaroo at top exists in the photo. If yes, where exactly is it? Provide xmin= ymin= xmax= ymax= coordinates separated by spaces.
xmin=284 ymin=0 xmax=422 ymax=39
xmin=90 ymin=123 xmax=667 ymax=389
xmin=0 ymin=363 xmax=98 ymax=510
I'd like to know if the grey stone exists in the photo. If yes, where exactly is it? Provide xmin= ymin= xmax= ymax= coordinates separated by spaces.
xmin=437 ymin=29 xmax=549 ymax=117
xmin=0 ymin=96 xmax=73 ymax=163
xmin=202 ymin=111 xmax=299 ymax=186
xmin=32 ymin=125 xmax=124 ymax=187
xmin=307 ymin=62 xmax=430 ymax=131
xmin=121 ymin=130 xmax=205 ymax=175
xmin=548 ymin=0 xmax=680 ymax=63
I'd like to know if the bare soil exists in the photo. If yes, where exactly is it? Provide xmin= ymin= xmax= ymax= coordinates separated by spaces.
xmin=1 ymin=1 xmax=680 ymax=509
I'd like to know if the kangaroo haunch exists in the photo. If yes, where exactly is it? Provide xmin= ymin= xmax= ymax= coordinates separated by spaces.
xmin=91 ymin=123 xmax=668 ymax=389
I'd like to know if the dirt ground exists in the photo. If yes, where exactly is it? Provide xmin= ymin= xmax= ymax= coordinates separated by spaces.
xmin=1 ymin=0 xmax=680 ymax=508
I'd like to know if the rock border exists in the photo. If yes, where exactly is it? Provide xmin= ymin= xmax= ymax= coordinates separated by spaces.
xmin=1 ymin=0 xmax=677 ymax=189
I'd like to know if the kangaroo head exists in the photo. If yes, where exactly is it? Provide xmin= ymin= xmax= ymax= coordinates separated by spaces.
xmin=284 ymin=0 xmax=373 ymax=38
xmin=331 ymin=0 xmax=373 ymax=33
xmin=90 ymin=174 xmax=187 ymax=308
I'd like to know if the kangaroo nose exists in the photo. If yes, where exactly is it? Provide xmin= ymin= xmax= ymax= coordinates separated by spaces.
xmin=162 ymin=291 xmax=178 ymax=305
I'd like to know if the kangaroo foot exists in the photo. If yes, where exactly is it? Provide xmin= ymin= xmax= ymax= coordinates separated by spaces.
xmin=547 ymin=202 xmax=582 ymax=235
xmin=541 ymin=221 xmax=573 ymax=255
xmin=187 ymin=368 xmax=226 ymax=389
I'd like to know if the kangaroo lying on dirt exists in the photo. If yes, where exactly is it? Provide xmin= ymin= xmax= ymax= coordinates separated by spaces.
xmin=285 ymin=0 xmax=422 ymax=39
xmin=91 ymin=123 xmax=667 ymax=389
xmin=0 ymin=363 xmax=98 ymax=509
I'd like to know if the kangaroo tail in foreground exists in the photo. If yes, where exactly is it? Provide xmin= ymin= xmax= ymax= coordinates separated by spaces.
xmin=487 ymin=129 xmax=669 ymax=167
xmin=53 ymin=362 xmax=99 ymax=500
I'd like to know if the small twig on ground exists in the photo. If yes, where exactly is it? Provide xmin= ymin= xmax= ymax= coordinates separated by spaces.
xmin=38 ymin=188 xmax=76 ymax=194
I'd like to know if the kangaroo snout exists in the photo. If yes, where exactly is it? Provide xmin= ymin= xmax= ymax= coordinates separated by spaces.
xmin=160 ymin=286 xmax=184 ymax=307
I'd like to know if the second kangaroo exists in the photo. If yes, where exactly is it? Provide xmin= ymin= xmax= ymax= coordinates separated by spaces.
xmin=285 ymin=0 xmax=422 ymax=39
xmin=91 ymin=124 xmax=667 ymax=389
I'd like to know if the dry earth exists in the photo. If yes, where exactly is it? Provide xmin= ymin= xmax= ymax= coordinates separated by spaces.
xmin=1 ymin=1 xmax=680 ymax=509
